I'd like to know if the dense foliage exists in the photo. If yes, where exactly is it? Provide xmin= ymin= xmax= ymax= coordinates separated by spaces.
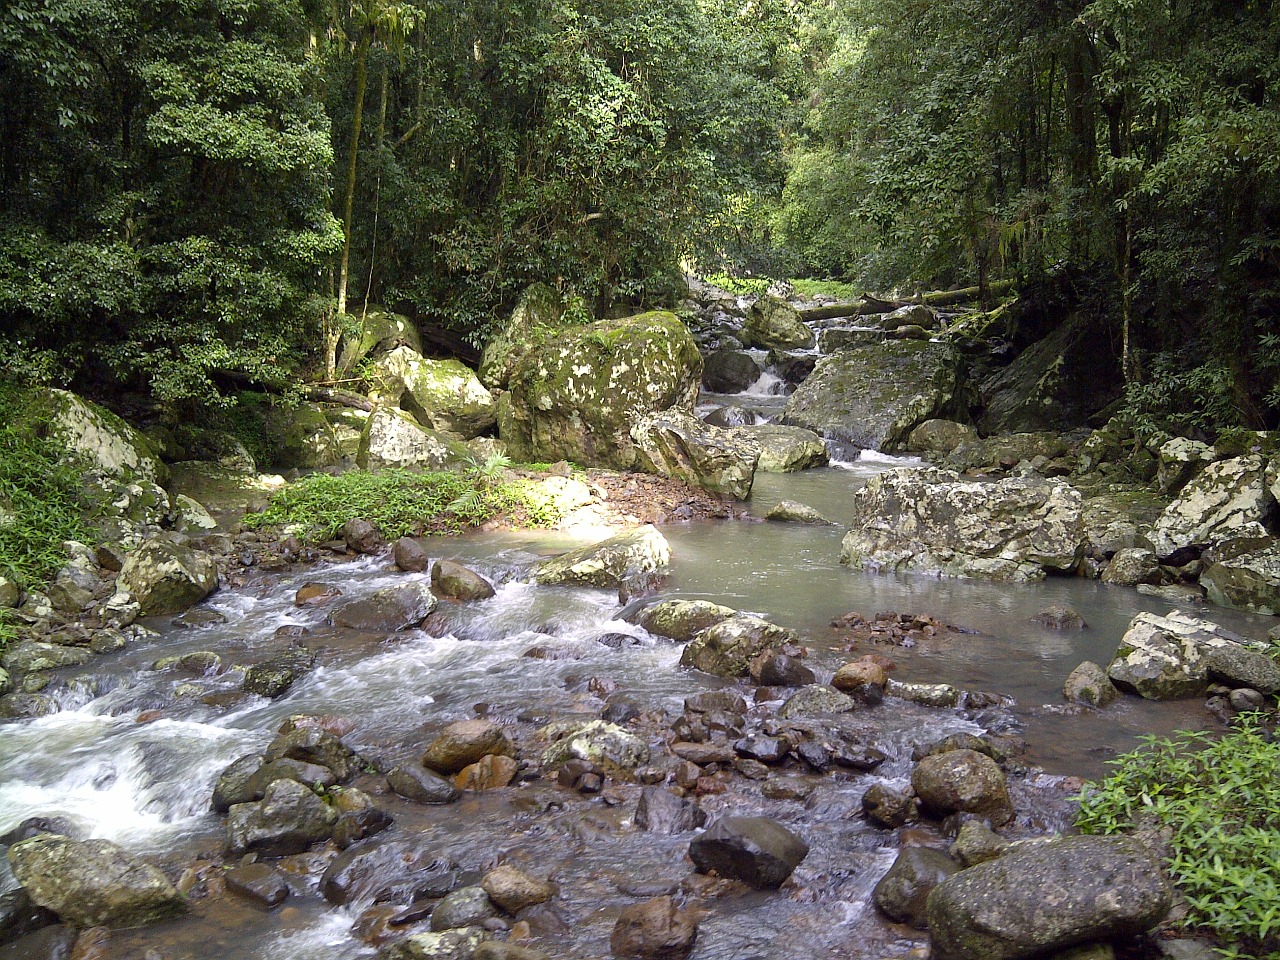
xmin=1077 ymin=716 xmax=1280 ymax=959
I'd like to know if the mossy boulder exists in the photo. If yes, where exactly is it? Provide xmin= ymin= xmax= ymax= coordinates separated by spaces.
xmin=118 ymin=539 xmax=219 ymax=616
xmin=679 ymin=615 xmax=797 ymax=678
xmin=733 ymin=424 xmax=829 ymax=472
xmin=1201 ymin=541 xmax=1280 ymax=615
xmin=499 ymin=312 xmax=702 ymax=468
xmin=634 ymin=599 xmax=737 ymax=642
xmin=534 ymin=526 xmax=671 ymax=588
xmin=21 ymin=388 xmax=166 ymax=483
xmin=368 ymin=347 xmax=496 ymax=439
xmin=781 ymin=341 xmax=968 ymax=453
xmin=630 ymin=410 xmax=760 ymax=500
xmin=744 ymin=296 xmax=815 ymax=350
xmin=336 ymin=306 xmax=423 ymax=375
xmin=357 ymin=407 xmax=472 ymax=472
xmin=479 ymin=282 xmax=564 ymax=389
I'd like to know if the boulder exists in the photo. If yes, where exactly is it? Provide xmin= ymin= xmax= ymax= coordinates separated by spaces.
xmin=343 ymin=518 xmax=383 ymax=554
xmin=321 ymin=838 xmax=457 ymax=906
xmin=950 ymin=821 xmax=1009 ymax=867
xmin=925 ymin=836 xmax=1171 ymax=960
xmin=3 ymin=642 xmax=91 ymax=674
xmin=481 ymin=865 xmax=554 ymax=913
xmin=911 ymin=749 xmax=1014 ymax=826
xmin=422 ymin=720 xmax=515 ymax=775
xmin=394 ymin=538 xmax=430 ymax=572
xmin=756 ymin=653 xmax=817 ymax=687
xmin=330 ymin=581 xmax=438 ymax=632
xmin=479 ymin=283 xmax=563 ymax=390
xmin=1156 ymin=437 xmax=1215 ymax=494
xmin=679 ymin=615 xmax=797 ymax=678
xmin=777 ymin=684 xmax=856 ymax=718
xmin=378 ymin=928 xmax=490 ymax=960
xmin=907 ymin=419 xmax=978 ymax=456
xmin=454 ymin=754 xmax=518 ymax=791
xmin=500 ymin=312 xmax=702 ymax=467
xmin=357 ymin=407 xmax=472 ymax=472
xmin=265 ymin=401 xmax=345 ymax=470
xmin=610 ymin=896 xmax=698 ymax=960
xmin=1203 ymin=643 xmax=1280 ymax=694
xmin=225 ymin=778 xmax=337 ymax=857
xmin=431 ymin=560 xmax=496 ymax=601
xmin=873 ymin=847 xmax=961 ymax=929
xmin=6 ymin=835 xmax=185 ymax=928
xmin=337 ymin=306 xmax=424 ymax=375
xmin=764 ymin=500 xmax=832 ymax=524
xmin=1202 ymin=541 xmax=1280 ymax=615
xmin=634 ymin=599 xmax=737 ymax=642
xmin=429 ymin=886 xmax=496 ymax=932
xmin=367 ymin=346 xmax=497 ymax=440
xmin=225 ymin=863 xmax=291 ymax=909
xmin=21 ymin=389 xmax=166 ymax=483
xmin=840 ymin=468 xmax=1084 ymax=582
xmin=534 ymin=526 xmax=671 ymax=588
xmin=387 ymin=765 xmax=461 ymax=804
xmin=1106 ymin=609 xmax=1266 ymax=700
xmin=634 ymin=787 xmax=708 ymax=835
xmin=1063 ymin=662 xmax=1118 ymax=706
xmin=781 ymin=341 xmax=967 ymax=453
xmin=945 ymin=433 xmax=1069 ymax=473
xmin=733 ymin=424 xmax=829 ymax=472
xmin=702 ymin=349 xmax=762 ymax=393
xmin=1145 ymin=456 xmax=1273 ymax=561
xmin=117 ymin=540 xmax=218 ymax=616
xmin=630 ymin=411 xmax=759 ymax=499
xmin=862 ymin=784 xmax=918 ymax=829
xmin=744 ymin=296 xmax=815 ymax=350
xmin=263 ymin=727 xmax=361 ymax=782
xmin=1101 ymin=548 xmax=1161 ymax=586
xmin=540 ymin=720 xmax=649 ymax=774
xmin=688 ymin=816 xmax=808 ymax=889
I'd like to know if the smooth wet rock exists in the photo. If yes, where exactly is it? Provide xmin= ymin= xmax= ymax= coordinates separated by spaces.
xmin=225 ymin=778 xmax=337 ymax=857
xmin=764 ymin=500 xmax=832 ymax=524
xmin=243 ymin=758 xmax=337 ymax=802
xmin=733 ymin=424 xmax=829 ymax=473
xmin=264 ymin=727 xmax=361 ymax=782
xmin=1063 ymin=662 xmax=1118 ymax=706
xmin=343 ymin=518 xmax=383 ymax=554
xmin=394 ymin=538 xmax=430 ymax=572
xmin=480 ymin=865 xmax=554 ymax=913
xmin=634 ymin=787 xmax=708 ymax=835
xmin=295 ymin=582 xmax=342 ymax=606
xmin=1202 ymin=541 xmax=1280 ymax=615
xmin=925 ymin=835 xmax=1172 ymax=960
xmin=6 ymin=835 xmax=185 ymax=928
xmin=225 ymin=863 xmax=290 ymax=909
xmin=117 ymin=540 xmax=218 ymax=616
xmin=778 ymin=684 xmax=856 ymax=718
xmin=454 ymin=754 xmax=518 ymax=791
xmin=422 ymin=720 xmax=515 ymax=775
xmin=321 ymin=838 xmax=457 ymax=906
xmin=387 ymin=765 xmax=460 ymax=804
xmin=631 ymin=411 xmax=760 ymax=500
xmin=1145 ymin=456 xmax=1272 ymax=561
xmin=0 ymin=886 xmax=56 ymax=943
xmin=679 ymin=615 xmax=796 ymax=679
xmin=431 ymin=560 xmax=496 ymax=601
xmin=330 ymin=581 xmax=438 ymax=631
xmin=430 ymin=886 xmax=496 ymax=932
xmin=832 ymin=657 xmax=889 ymax=695
xmin=873 ymin=847 xmax=961 ymax=929
xmin=534 ymin=526 xmax=671 ymax=588
xmin=635 ymin=600 xmax=736 ymax=642
xmin=243 ymin=651 xmax=312 ymax=698
xmin=702 ymin=348 xmax=761 ymax=393
xmin=212 ymin=755 xmax=265 ymax=812
xmin=610 ymin=896 xmax=698 ymax=960
xmin=912 ymin=749 xmax=1014 ymax=826
xmin=1106 ymin=609 xmax=1264 ymax=700
xmin=756 ymin=654 xmax=817 ymax=687
xmin=688 ymin=816 xmax=808 ymax=889
xmin=733 ymin=734 xmax=789 ymax=765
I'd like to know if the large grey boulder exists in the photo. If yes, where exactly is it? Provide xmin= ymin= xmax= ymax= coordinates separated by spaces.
xmin=744 ymin=296 xmax=815 ymax=350
xmin=534 ymin=525 xmax=671 ymax=588
xmin=1106 ymin=609 xmax=1268 ymax=700
xmin=840 ymin=468 xmax=1084 ymax=582
xmin=330 ymin=581 xmax=438 ymax=631
xmin=733 ymin=424 xmax=829 ymax=472
xmin=1145 ymin=456 xmax=1274 ymax=561
xmin=634 ymin=599 xmax=737 ymax=642
xmin=925 ymin=836 xmax=1172 ymax=960
xmin=679 ymin=615 xmax=797 ymax=678
xmin=479 ymin=282 xmax=563 ymax=390
xmin=7 ymin=835 xmax=185 ymax=928
xmin=702 ymin=348 xmax=762 ymax=393
xmin=499 ymin=311 xmax=702 ymax=468
xmin=118 ymin=539 xmax=218 ymax=616
xmin=367 ymin=347 xmax=496 ymax=439
xmin=874 ymin=847 xmax=961 ymax=929
xmin=22 ymin=389 xmax=166 ymax=483
xmin=378 ymin=928 xmax=490 ymax=960
xmin=688 ymin=816 xmax=808 ymax=889
xmin=1202 ymin=541 xmax=1280 ymax=615
xmin=782 ymin=341 xmax=967 ymax=452
xmin=631 ymin=411 xmax=760 ymax=500
xmin=357 ymin=407 xmax=472 ymax=471
xmin=226 ymin=778 xmax=337 ymax=857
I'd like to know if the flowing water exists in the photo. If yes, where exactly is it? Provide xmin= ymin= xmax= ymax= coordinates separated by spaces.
xmin=1 ymin=454 xmax=1274 ymax=960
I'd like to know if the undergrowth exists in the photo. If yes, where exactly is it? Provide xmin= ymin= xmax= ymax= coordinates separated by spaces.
xmin=703 ymin=274 xmax=859 ymax=300
xmin=1076 ymin=715 xmax=1280 ymax=959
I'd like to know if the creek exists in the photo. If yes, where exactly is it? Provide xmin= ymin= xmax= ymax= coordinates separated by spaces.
xmin=1 ymin=453 xmax=1274 ymax=960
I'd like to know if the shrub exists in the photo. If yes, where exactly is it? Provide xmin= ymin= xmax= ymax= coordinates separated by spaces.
xmin=1076 ymin=715 xmax=1280 ymax=959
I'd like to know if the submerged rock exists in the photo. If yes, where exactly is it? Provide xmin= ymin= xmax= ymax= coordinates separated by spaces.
xmin=635 ymin=787 xmax=708 ymax=835
xmin=688 ymin=816 xmax=808 ymax=889
xmin=630 ymin=411 xmax=760 ymax=500
xmin=764 ymin=500 xmax=832 ymax=524
xmin=321 ymin=838 xmax=457 ymax=906
xmin=610 ymin=896 xmax=698 ymax=960
xmin=534 ymin=526 xmax=671 ymax=588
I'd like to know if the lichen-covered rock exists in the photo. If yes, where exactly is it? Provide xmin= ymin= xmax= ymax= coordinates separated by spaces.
xmin=431 ymin=560 xmax=496 ymax=601
xmin=840 ymin=468 xmax=1084 ymax=582
xmin=330 ymin=581 xmax=437 ymax=631
xmin=1145 ymin=456 xmax=1273 ymax=561
xmin=7 ymin=835 xmax=185 ymax=928
xmin=873 ymin=847 xmax=961 ymax=929
xmin=634 ymin=599 xmax=737 ymax=642
xmin=782 ymin=341 xmax=966 ymax=453
xmin=1156 ymin=437 xmax=1215 ymax=494
xmin=630 ymin=411 xmax=760 ymax=500
xmin=907 ymin=419 xmax=978 ymax=457
xmin=679 ymin=615 xmax=796 ymax=678
xmin=743 ymin=296 xmax=814 ymax=350
xmin=118 ymin=540 xmax=218 ymax=616
xmin=378 ymin=928 xmax=491 ymax=960
xmin=777 ymin=684 xmax=857 ymax=718
xmin=22 ymin=389 xmax=166 ymax=483
xmin=357 ymin=407 xmax=472 ymax=472
xmin=688 ymin=816 xmax=808 ymax=889
xmin=367 ymin=347 xmax=496 ymax=440
xmin=534 ymin=526 xmax=671 ymax=588
xmin=1101 ymin=548 xmax=1161 ymax=586
xmin=500 ymin=312 xmax=702 ymax=467
xmin=1063 ymin=661 xmax=1118 ymax=706
xmin=945 ymin=433 xmax=1069 ymax=473
xmin=1202 ymin=542 xmax=1280 ymax=615
xmin=541 ymin=719 xmax=649 ymax=774
xmin=479 ymin=283 xmax=563 ymax=389
xmin=925 ymin=836 xmax=1171 ymax=960
xmin=911 ymin=749 xmax=1014 ymax=826
xmin=1106 ymin=609 xmax=1265 ymax=700
xmin=733 ymin=424 xmax=829 ymax=472
xmin=225 ymin=778 xmax=337 ymax=857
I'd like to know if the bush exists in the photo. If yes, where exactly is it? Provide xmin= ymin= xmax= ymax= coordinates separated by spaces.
xmin=1076 ymin=716 xmax=1280 ymax=959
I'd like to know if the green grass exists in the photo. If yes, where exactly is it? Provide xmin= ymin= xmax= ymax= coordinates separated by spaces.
xmin=1076 ymin=715 xmax=1280 ymax=959
xmin=790 ymin=278 xmax=859 ymax=300
xmin=702 ymin=274 xmax=859 ymax=301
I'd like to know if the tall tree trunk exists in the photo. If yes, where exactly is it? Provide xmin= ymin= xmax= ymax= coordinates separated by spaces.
xmin=337 ymin=36 xmax=370 ymax=322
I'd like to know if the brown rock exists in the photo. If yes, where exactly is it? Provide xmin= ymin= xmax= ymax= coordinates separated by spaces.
xmin=455 ymin=754 xmax=519 ymax=791
xmin=911 ymin=749 xmax=1014 ymax=826
xmin=832 ymin=656 xmax=889 ymax=692
xmin=431 ymin=559 xmax=496 ymax=601
xmin=393 ymin=537 xmax=430 ymax=572
xmin=422 ymin=720 xmax=515 ymax=774
xmin=342 ymin=518 xmax=383 ymax=554
xmin=295 ymin=583 xmax=342 ymax=606
xmin=481 ymin=865 xmax=555 ymax=913
xmin=610 ymin=896 xmax=698 ymax=960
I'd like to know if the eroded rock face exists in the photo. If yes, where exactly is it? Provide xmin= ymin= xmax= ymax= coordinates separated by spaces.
xmin=118 ymin=540 xmax=218 ymax=616
xmin=688 ymin=816 xmax=808 ymax=889
xmin=500 ymin=312 xmax=702 ymax=467
xmin=1106 ymin=609 xmax=1265 ymax=700
xmin=630 ymin=411 xmax=760 ymax=500
xmin=24 ymin=388 xmax=166 ymax=483
xmin=534 ymin=526 xmax=671 ymax=588
xmin=925 ymin=836 xmax=1171 ymax=960
xmin=368 ymin=347 xmax=497 ymax=440
xmin=357 ymin=407 xmax=473 ymax=472
xmin=840 ymin=468 xmax=1084 ymax=582
xmin=1145 ymin=456 xmax=1274 ymax=561
xmin=7 ymin=835 xmax=186 ymax=929
xmin=782 ymin=341 xmax=967 ymax=453
xmin=1202 ymin=542 xmax=1280 ymax=615
xmin=679 ymin=615 xmax=797 ymax=678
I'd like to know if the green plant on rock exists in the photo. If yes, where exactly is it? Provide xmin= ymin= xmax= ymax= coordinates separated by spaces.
xmin=1076 ymin=715 xmax=1280 ymax=959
